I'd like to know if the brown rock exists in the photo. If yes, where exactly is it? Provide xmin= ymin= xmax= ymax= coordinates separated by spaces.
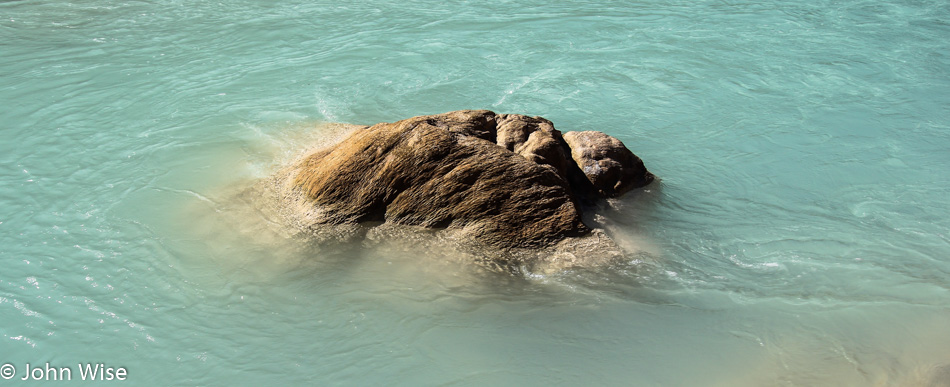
xmin=495 ymin=114 xmax=573 ymax=180
xmin=267 ymin=110 xmax=653 ymax=252
xmin=286 ymin=110 xmax=587 ymax=248
xmin=562 ymin=131 xmax=655 ymax=197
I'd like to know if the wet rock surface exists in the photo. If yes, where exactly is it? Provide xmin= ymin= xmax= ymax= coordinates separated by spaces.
xmin=259 ymin=110 xmax=654 ymax=271
xmin=563 ymin=130 xmax=655 ymax=197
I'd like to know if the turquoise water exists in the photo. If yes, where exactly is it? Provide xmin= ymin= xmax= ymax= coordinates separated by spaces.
xmin=2 ymin=0 xmax=949 ymax=385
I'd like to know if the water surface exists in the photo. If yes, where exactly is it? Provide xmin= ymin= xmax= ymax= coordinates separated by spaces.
xmin=2 ymin=0 xmax=949 ymax=385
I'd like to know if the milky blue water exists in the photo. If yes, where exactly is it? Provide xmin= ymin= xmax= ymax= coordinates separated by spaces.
xmin=2 ymin=0 xmax=949 ymax=385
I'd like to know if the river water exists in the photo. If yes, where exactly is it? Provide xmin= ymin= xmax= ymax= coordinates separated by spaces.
xmin=2 ymin=0 xmax=949 ymax=385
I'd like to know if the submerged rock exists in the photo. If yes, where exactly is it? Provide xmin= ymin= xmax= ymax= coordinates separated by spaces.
xmin=260 ymin=110 xmax=654 ymax=271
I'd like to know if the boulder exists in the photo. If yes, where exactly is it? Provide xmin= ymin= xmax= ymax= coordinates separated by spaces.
xmin=267 ymin=110 xmax=653 ymax=252
xmin=562 ymin=131 xmax=655 ymax=197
